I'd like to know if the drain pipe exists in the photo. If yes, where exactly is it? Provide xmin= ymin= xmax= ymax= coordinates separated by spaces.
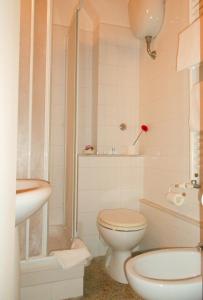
xmin=145 ymin=36 xmax=157 ymax=60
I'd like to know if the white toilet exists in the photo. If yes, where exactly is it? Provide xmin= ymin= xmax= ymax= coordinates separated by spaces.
xmin=97 ymin=208 xmax=147 ymax=284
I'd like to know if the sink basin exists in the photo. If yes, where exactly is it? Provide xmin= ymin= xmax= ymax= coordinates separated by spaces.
xmin=16 ymin=179 xmax=51 ymax=225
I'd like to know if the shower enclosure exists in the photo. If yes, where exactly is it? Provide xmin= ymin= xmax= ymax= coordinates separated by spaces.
xmin=18 ymin=0 xmax=97 ymax=260
xmin=49 ymin=2 xmax=99 ymax=252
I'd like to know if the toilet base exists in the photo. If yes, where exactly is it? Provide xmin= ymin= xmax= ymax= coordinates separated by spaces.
xmin=105 ymin=248 xmax=132 ymax=284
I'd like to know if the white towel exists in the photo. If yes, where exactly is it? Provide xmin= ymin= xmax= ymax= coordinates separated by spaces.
xmin=177 ymin=17 xmax=202 ymax=71
xmin=51 ymin=239 xmax=91 ymax=269
xmin=189 ymin=82 xmax=203 ymax=132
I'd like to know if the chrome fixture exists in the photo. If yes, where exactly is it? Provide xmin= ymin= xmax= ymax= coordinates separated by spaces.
xmin=120 ymin=123 xmax=127 ymax=131
xmin=191 ymin=179 xmax=201 ymax=189
xmin=197 ymin=242 xmax=203 ymax=251
xmin=145 ymin=36 xmax=157 ymax=60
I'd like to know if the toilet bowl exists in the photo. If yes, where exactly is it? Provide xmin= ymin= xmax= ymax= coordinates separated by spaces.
xmin=97 ymin=208 xmax=147 ymax=284
xmin=125 ymin=248 xmax=202 ymax=300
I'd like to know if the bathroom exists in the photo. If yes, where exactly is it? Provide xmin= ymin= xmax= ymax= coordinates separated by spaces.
xmin=0 ymin=0 xmax=203 ymax=299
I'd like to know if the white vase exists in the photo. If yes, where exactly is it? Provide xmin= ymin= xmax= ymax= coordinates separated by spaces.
xmin=127 ymin=146 xmax=139 ymax=155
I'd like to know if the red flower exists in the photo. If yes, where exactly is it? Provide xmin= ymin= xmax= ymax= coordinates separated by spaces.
xmin=132 ymin=124 xmax=149 ymax=146
xmin=141 ymin=124 xmax=149 ymax=132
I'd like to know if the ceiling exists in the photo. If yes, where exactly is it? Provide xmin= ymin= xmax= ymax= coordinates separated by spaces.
xmin=53 ymin=0 xmax=130 ymax=28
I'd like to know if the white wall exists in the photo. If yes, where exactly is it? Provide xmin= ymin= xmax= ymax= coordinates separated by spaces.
xmin=139 ymin=0 xmax=199 ymax=220
xmin=0 ymin=1 xmax=20 ymax=299
xmin=78 ymin=28 xmax=95 ymax=152
xmin=140 ymin=201 xmax=200 ymax=250
xmin=79 ymin=22 xmax=139 ymax=155
xmin=97 ymin=23 xmax=139 ymax=154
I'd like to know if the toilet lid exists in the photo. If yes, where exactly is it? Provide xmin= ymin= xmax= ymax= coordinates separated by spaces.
xmin=98 ymin=208 xmax=147 ymax=231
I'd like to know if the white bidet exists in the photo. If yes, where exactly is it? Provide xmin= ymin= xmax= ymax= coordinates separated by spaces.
xmin=126 ymin=248 xmax=202 ymax=300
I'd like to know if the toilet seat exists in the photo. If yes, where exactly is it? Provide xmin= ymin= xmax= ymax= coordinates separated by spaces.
xmin=98 ymin=208 xmax=147 ymax=231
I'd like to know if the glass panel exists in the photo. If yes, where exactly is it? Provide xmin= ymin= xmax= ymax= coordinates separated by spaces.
xmin=18 ymin=0 xmax=48 ymax=259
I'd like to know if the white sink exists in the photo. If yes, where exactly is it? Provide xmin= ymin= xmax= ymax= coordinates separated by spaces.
xmin=126 ymin=248 xmax=202 ymax=300
xmin=16 ymin=179 xmax=51 ymax=225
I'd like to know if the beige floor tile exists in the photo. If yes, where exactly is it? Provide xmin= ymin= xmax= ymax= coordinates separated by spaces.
xmin=69 ymin=256 xmax=143 ymax=300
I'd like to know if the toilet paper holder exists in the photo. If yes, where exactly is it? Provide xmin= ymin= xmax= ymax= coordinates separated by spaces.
xmin=166 ymin=187 xmax=186 ymax=207
xmin=168 ymin=184 xmax=187 ymax=197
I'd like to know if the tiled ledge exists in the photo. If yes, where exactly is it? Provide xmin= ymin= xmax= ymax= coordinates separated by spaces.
xmin=78 ymin=154 xmax=143 ymax=157
xmin=140 ymin=198 xmax=203 ymax=228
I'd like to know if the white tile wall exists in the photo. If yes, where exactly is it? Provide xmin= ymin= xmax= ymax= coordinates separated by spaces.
xmin=96 ymin=23 xmax=140 ymax=155
xmin=78 ymin=155 xmax=144 ymax=256
xmin=78 ymin=29 xmax=95 ymax=153
xmin=140 ymin=201 xmax=200 ymax=250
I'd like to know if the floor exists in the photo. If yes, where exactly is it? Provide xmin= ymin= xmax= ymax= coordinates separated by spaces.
xmin=69 ymin=257 xmax=143 ymax=300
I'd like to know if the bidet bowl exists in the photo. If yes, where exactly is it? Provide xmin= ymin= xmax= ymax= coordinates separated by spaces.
xmin=16 ymin=179 xmax=51 ymax=225
xmin=126 ymin=248 xmax=202 ymax=300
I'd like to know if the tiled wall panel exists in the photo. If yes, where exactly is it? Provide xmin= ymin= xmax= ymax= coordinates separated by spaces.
xmin=97 ymin=24 xmax=140 ymax=155
xmin=140 ymin=201 xmax=200 ymax=250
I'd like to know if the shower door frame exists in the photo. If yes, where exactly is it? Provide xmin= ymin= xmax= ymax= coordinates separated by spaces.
xmin=65 ymin=7 xmax=80 ymax=243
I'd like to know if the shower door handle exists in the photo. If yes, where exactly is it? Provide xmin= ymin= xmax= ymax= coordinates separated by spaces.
xmin=197 ymin=242 xmax=203 ymax=251
xmin=199 ymin=194 xmax=203 ymax=206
